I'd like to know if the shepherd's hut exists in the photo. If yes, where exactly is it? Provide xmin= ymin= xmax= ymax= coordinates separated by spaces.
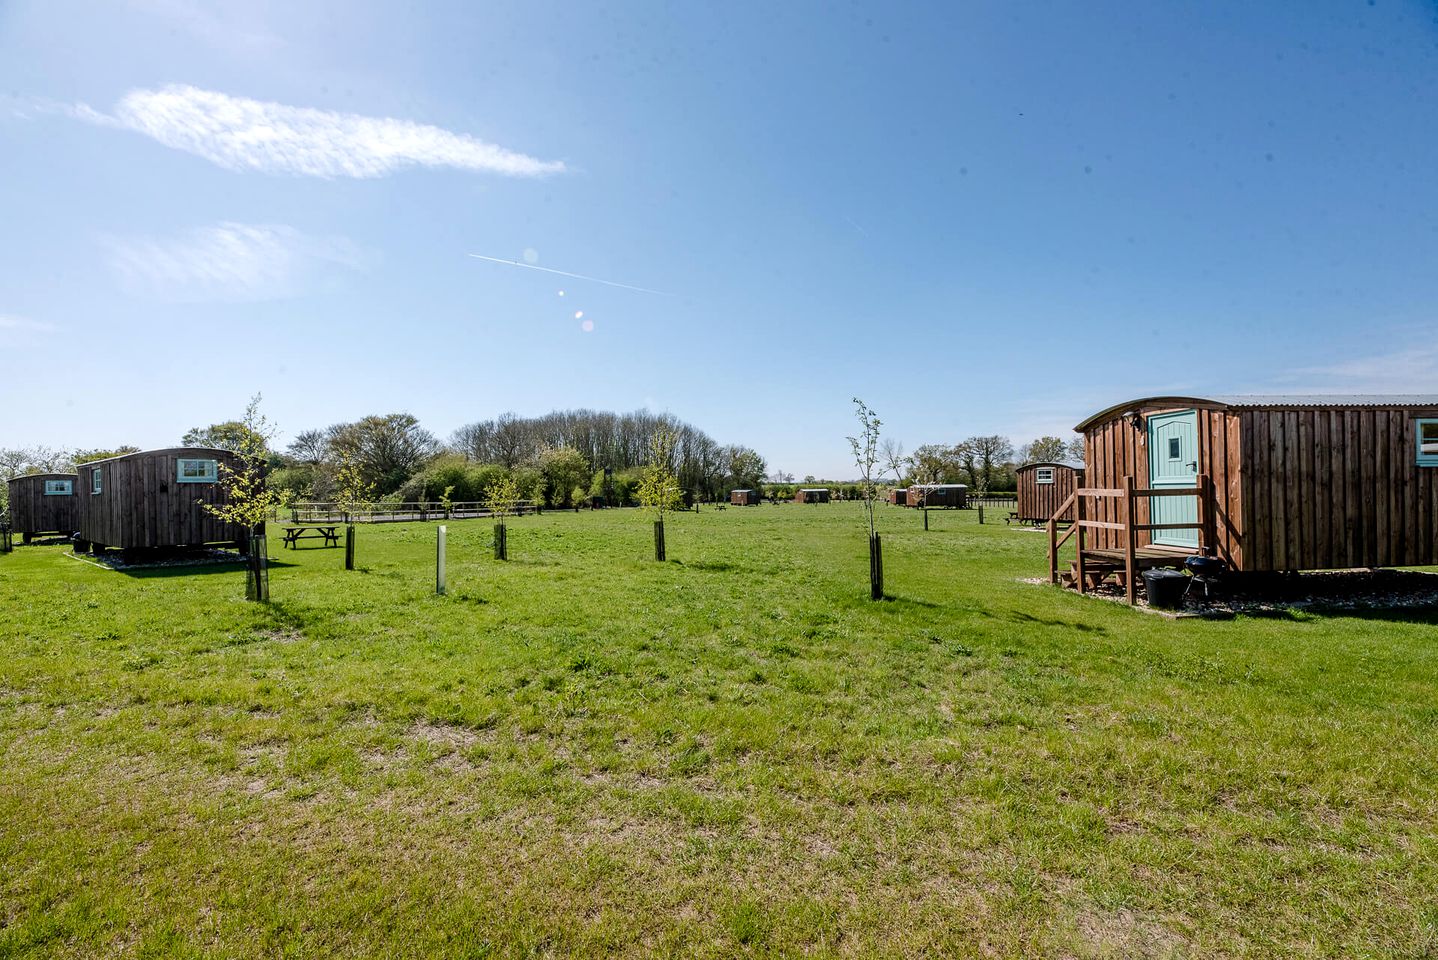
xmin=6 ymin=473 xmax=79 ymax=542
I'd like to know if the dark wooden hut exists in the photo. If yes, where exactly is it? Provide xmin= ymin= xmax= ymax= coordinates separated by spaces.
xmin=74 ymin=447 xmax=246 ymax=557
xmin=908 ymin=483 xmax=967 ymax=508
xmin=1015 ymin=462 xmax=1083 ymax=524
xmin=7 ymin=473 xmax=79 ymax=541
xmin=795 ymin=488 xmax=831 ymax=504
xmin=730 ymin=489 xmax=761 ymax=506
xmin=1056 ymin=395 xmax=1438 ymax=600
xmin=888 ymin=488 xmax=908 ymax=506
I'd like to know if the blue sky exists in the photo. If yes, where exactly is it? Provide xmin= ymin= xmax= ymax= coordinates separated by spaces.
xmin=3 ymin=1 xmax=1437 ymax=477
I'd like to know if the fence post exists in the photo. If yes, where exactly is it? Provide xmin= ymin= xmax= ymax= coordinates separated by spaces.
xmin=436 ymin=525 xmax=447 ymax=595
xmin=1074 ymin=487 xmax=1086 ymax=594
xmin=0 ymin=520 xmax=10 ymax=554
xmin=1047 ymin=516 xmax=1057 ymax=584
xmin=1122 ymin=475 xmax=1137 ymax=605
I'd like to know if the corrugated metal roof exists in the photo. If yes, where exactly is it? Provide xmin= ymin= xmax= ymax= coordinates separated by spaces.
xmin=1075 ymin=394 xmax=1438 ymax=431
xmin=1207 ymin=394 xmax=1438 ymax=407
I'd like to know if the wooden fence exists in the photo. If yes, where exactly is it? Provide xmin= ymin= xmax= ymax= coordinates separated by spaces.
xmin=290 ymin=501 xmax=540 ymax=524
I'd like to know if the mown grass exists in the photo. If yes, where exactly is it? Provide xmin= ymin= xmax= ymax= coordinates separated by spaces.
xmin=2 ymin=504 xmax=1436 ymax=958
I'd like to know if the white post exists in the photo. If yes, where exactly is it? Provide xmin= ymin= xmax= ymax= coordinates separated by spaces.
xmin=436 ymin=525 xmax=447 ymax=595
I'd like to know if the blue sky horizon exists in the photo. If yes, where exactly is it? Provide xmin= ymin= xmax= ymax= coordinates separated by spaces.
xmin=4 ymin=1 xmax=1437 ymax=477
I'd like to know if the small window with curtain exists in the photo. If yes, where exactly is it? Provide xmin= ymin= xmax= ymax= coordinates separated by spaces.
xmin=44 ymin=479 xmax=73 ymax=496
xmin=177 ymin=458 xmax=219 ymax=483
xmin=1418 ymin=419 xmax=1438 ymax=467
xmin=91 ymin=467 xmax=102 ymax=495
xmin=1035 ymin=467 xmax=1055 ymax=484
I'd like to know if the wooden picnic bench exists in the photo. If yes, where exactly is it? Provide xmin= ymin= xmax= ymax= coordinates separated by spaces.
xmin=281 ymin=525 xmax=341 ymax=549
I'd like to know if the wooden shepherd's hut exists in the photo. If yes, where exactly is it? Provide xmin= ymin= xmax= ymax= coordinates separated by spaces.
xmin=74 ymin=448 xmax=247 ymax=558
xmin=908 ymin=483 xmax=967 ymax=508
xmin=1015 ymin=462 xmax=1083 ymax=525
xmin=730 ymin=489 xmax=761 ymax=506
xmin=1056 ymin=395 xmax=1438 ymax=601
xmin=795 ymin=488 xmax=831 ymax=504
xmin=888 ymin=488 xmax=908 ymax=506
xmin=6 ymin=473 xmax=79 ymax=542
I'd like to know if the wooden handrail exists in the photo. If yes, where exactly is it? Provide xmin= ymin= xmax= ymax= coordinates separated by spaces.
xmin=1056 ymin=473 xmax=1213 ymax=605
xmin=1048 ymin=491 xmax=1077 ymax=584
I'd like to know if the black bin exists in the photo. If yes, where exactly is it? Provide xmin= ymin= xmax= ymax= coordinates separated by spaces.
xmin=1142 ymin=568 xmax=1188 ymax=609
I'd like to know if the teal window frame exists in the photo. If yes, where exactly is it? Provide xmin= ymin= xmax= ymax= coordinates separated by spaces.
xmin=1035 ymin=467 xmax=1055 ymax=484
xmin=44 ymin=479 xmax=73 ymax=496
xmin=176 ymin=458 xmax=219 ymax=483
xmin=1418 ymin=419 xmax=1438 ymax=467
xmin=91 ymin=468 xmax=102 ymax=495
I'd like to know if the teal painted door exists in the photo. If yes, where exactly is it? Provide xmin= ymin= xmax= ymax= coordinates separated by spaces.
xmin=1147 ymin=410 xmax=1199 ymax=548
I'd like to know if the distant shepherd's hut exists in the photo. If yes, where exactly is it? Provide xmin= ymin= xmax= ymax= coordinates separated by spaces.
xmin=888 ymin=488 xmax=908 ymax=506
xmin=730 ymin=489 xmax=761 ymax=506
xmin=6 ymin=473 xmax=79 ymax=542
xmin=1015 ymin=462 xmax=1084 ymax=524
xmin=909 ymin=483 xmax=967 ymax=508
xmin=795 ymin=488 xmax=831 ymax=504
xmin=74 ymin=448 xmax=247 ymax=558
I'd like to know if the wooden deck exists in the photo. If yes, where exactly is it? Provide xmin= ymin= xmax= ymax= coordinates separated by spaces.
xmin=1080 ymin=544 xmax=1198 ymax=568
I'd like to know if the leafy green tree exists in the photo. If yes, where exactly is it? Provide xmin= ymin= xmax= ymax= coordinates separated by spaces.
xmin=182 ymin=421 xmax=269 ymax=455
xmin=73 ymin=446 xmax=140 ymax=465
xmin=326 ymin=414 xmax=437 ymax=494
xmin=1020 ymin=436 xmax=1069 ymax=464
xmin=536 ymin=446 xmax=590 ymax=508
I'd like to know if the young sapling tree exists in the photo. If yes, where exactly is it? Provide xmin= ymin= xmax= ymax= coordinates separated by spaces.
xmin=637 ymin=428 xmax=684 ymax=561
xmin=848 ymin=398 xmax=885 ymax=600
xmin=198 ymin=394 xmax=288 ymax=602
xmin=484 ymin=474 xmax=521 ymax=560
xmin=333 ymin=453 xmax=374 ymax=571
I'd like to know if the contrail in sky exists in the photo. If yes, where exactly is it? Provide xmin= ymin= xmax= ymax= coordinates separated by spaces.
xmin=468 ymin=253 xmax=672 ymax=296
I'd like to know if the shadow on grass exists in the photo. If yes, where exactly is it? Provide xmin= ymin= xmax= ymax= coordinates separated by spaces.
xmin=990 ymin=609 xmax=1110 ymax=634
xmin=116 ymin=559 xmax=298 ymax=579
xmin=1237 ymin=605 xmax=1438 ymax=626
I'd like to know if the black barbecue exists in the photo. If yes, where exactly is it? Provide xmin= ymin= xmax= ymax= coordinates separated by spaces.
xmin=1183 ymin=555 xmax=1227 ymax=598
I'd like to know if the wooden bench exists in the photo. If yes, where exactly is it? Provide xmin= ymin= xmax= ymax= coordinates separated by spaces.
xmin=281 ymin=525 xmax=341 ymax=549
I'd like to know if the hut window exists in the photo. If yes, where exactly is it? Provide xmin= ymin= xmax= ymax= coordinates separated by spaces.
xmin=91 ymin=468 xmax=102 ymax=494
xmin=1035 ymin=467 xmax=1055 ymax=484
xmin=177 ymin=458 xmax=219 ymax=483
xmin=1418 ymin=420 xmax=1438 ymax=466
xmin=44 ymin=479 xmax=73 ymax=496
xmin=1167 ymin=438 xmax=1181 ymax=460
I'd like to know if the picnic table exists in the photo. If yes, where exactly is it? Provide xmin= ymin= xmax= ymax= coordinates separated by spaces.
xmin=281 ymin=525 xmax=341 ymax=549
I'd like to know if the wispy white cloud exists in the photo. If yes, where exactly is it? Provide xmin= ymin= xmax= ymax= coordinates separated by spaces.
xmin=1279 ymin=342 xmax=1438 ymax=394
xmin=48 ymin=84 xmax=564 ymax=179
xmin=0 ymin=314 xmax=58 ymax=334
xmin=104 ymin=222 xmax=364 ymax=302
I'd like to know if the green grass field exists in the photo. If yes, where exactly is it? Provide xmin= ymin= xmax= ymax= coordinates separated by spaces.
xmin=2 ymin=504 xmax=1436 ymax=958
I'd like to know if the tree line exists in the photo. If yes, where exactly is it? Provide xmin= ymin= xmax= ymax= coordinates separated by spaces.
xmin=214 ymin=408 xmax=766 ymax=510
